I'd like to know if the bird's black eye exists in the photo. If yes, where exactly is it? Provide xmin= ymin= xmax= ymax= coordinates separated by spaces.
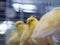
xmin=16 ymin=23 xmax=22 ymax=27
xmin=31 ymin=19 xmax=33 ymax=21
xmin=18 ymin=23 xmax=22 ymax=24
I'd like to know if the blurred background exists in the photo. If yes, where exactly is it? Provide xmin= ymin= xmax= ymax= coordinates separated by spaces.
xmin=0 ymin=0 xmax=60 ymax=45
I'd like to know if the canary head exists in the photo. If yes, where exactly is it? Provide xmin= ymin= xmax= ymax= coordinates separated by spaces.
xmin=26 ymin=16 xmax=38 ymax=27
xmin=15 ymin=21 xmax=25 ymax=31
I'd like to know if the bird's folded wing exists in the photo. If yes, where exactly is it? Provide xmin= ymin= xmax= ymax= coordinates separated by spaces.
xmin=31 ymin=22 xmax=56 ymax=38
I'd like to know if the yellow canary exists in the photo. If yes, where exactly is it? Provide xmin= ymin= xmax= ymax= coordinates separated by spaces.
xmin=8 ymin=21 xmax=28 ymax=45
xmin=20 ymin=16 xmax=38 ymax=45
xmin=31 ymin=7 xmax=60 ymax=45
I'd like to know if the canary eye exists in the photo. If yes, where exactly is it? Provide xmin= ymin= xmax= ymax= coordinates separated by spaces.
xmin=16 ymin=23 xmax=22 ymax=27
xmin=31 ymin=19 xmax=33 ymax=21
